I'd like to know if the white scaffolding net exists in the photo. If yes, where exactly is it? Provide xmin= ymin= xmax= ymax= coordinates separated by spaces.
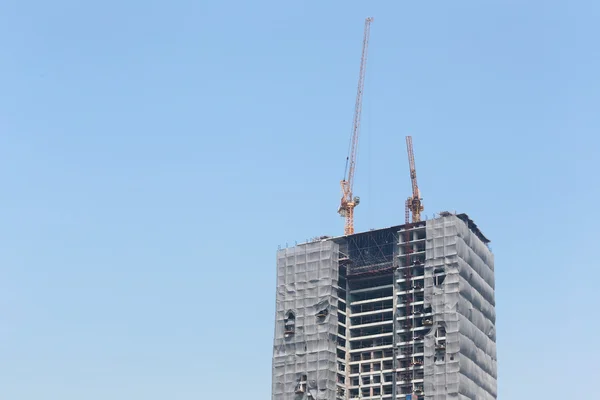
xmin=423 ymin=215 xmax=497 ymax=400
xmin=272 ymin=240 xmax=340 ymax=400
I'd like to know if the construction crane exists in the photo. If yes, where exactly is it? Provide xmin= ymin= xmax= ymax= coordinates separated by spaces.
xmin=405 ymin=136 xmax=424 ymax=223
xmin=400 ymin=136 xmax=423 ymax=396
xmin=338 ymin=17 xmax=373 ymax=235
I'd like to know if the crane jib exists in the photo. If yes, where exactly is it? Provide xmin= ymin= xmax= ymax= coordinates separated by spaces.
xmin=339 ymin=17 xmax=373 ymax=236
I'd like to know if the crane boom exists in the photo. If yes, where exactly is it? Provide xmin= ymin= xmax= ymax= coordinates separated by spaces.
xmin=338 ymin=17 xmax=373 ymax=236
xmin=405 ymin=136 xmax=424 ymax=223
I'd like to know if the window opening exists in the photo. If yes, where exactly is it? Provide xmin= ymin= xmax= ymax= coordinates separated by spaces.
xmin=295 ymin=374 xmax=307 ymax=394
xmin=284 ymin=311 xmax=296 ymax=336
xmin=316 ymin=308 xmax=328 ymax=323
xmin=434 ymin=267 xmax=446 ymax=286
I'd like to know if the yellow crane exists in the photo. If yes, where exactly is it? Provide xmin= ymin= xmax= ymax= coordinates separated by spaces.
xmin=338 ymin=17 xmax=374 ymax=235
xmin=405 ymin=136 xmax=424 ymax=223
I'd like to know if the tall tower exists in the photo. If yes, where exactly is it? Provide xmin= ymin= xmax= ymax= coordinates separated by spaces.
xmin=272 ymin=213 xmax=497 ymax=400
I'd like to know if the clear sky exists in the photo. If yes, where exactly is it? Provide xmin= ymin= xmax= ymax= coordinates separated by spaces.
xmin=1 ymin=1 xmax=598 ymax=399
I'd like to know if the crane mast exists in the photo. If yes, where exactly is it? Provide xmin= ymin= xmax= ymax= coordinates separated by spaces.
xmin=405 ymin=136 xmax=424 ymax=223
xmin=338 ymin=17 xmax=373 ymax=235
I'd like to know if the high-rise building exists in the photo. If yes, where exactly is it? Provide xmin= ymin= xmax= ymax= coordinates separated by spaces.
xmin=272 ymin=213 xmax=497 ymax=400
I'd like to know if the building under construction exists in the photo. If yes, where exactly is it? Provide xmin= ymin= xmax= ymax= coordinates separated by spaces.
xmin=272 ymin=213 xmax=497 ymax=400
xmin=272 ymin=18 xmax=497 ymax=400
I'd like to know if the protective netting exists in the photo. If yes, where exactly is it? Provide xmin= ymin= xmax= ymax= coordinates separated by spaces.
xmin=272 ymin=240 xmax=340 ymax=400
xmin=423 ymin=215 xmax=497 ymax=400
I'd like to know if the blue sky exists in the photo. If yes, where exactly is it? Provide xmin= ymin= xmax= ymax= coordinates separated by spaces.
xmin=1 ymin=1 xmax=598 ymax=399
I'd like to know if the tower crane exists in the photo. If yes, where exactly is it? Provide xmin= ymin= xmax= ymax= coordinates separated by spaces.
xmin=338 ymin=17 xmax=373 ymax=236
xmin=405 ymin=136 xmax=424 ymax=223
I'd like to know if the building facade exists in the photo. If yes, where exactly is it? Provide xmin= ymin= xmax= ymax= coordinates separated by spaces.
xmin=272 ymin=213 xmax=497 ymax=400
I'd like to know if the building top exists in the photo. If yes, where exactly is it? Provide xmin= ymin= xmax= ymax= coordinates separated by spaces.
xmin=455 ymin=213 xmax=490 ymax=244
xmin=293 ymin=211 xmax=490 ymax=247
